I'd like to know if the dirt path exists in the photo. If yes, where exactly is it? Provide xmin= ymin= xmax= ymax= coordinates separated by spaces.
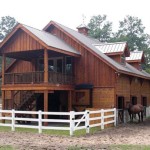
xmin=0 ymin=119 xmax=150 ymax=150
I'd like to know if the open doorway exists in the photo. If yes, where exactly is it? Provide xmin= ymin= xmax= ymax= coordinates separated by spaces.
xmin=117 ymin=96 xmax=124 ymax=123
xmin=36 ymin=91 xmax=68 ymax=118
xmin=131 ymin=96 xmax=137 ymax=105
xmin=141 ymin=96 xmax=147 ymax=116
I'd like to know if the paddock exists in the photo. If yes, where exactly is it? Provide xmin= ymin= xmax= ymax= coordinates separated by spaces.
xmin=0 ymin=118 xmax=150 ymax=149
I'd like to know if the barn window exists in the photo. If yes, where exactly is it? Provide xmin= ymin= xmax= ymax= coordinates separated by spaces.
xmin=117 ymin=96 xmax=124 ymax=109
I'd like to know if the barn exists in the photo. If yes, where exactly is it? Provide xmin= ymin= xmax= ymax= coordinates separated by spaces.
xmin=0 ymin=21 xmax=150 ymax=122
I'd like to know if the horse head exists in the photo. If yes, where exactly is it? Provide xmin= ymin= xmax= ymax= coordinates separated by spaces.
xmin=126 ymin=102 xmax=133 ymax=110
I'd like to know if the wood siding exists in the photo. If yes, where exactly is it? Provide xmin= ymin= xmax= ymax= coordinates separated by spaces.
xmin=116 ymin=75 xmax=150 ymax=106
xmin=116 ymin=75 xmax=130 ymax=106
xmin=92 ymin=87 xmax=115 ymax=108
xmin=1 ymin=29 xmax=44 ymax=53
xmin=109 ymin=55 xmax=121 ymax=63
xmin=7 ymin=60 xmax=35 ymax=73
xmin=48 ymin=26 xmax=116 ymax=87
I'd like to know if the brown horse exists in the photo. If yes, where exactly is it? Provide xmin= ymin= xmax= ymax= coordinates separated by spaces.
xmin=126 ymin=103 xmax=144 ymax=122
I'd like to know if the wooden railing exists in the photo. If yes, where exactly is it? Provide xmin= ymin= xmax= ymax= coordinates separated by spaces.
xmin=4 ymin=71 xmax=44 ymax=84
xmin=48 ymin=71 xmax=74 ymax=85
xmin=4 ymin=71 xmax=74 ymax=85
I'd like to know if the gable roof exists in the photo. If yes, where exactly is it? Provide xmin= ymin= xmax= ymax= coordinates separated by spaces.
xmin=0 ymin=23 xmax=80 ymax=57
xmin=43 ymin=21 xmax=150 ymax=79
xmin=126 ymin=50 xmax=145 ymax=63
xmin=93 ymin=42 xmax=130 ymax=56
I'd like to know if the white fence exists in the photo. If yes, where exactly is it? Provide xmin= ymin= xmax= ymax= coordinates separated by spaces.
xmin=0 ymin=108 xmax=116 ymax=136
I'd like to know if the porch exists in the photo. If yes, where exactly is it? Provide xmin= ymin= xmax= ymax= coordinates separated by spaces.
xmin=4 ymin=71 xmax=74 ymax=85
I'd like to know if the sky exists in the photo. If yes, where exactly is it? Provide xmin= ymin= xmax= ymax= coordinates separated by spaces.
xmin=0 ymin=0 xmax=150 ymax=33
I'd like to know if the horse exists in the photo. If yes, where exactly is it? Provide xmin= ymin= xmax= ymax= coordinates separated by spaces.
xmin=126 ymin=103 xmax=144 ymax=122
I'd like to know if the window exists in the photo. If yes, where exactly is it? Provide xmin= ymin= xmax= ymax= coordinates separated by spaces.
xmin=65 ymin=57 xmax=73 ymax=75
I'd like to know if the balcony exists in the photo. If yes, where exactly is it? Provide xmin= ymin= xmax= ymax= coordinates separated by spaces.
xmin=4 ymin=71 xmax=74 ymax=85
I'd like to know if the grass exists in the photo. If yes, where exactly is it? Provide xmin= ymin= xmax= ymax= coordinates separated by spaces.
xmin=68 ymin=145 xmax=150 ymax=150
xmin=0 ymin=126 xmax=101 ymax=136
xmin=110 ymin=145 xmax=150 ymax=150
xmin=0 ymin=146 xmax=14 ymax=150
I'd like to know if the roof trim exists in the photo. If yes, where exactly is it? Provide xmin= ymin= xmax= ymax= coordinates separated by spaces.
xmin=0 ymin=23 xmax=80 ymax=57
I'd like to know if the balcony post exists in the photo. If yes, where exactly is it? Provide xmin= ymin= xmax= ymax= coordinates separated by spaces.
xmin=44 ymin=49 xmax=48 ymax=83
xmin=2 ymin=54 xmax=6 ymax=85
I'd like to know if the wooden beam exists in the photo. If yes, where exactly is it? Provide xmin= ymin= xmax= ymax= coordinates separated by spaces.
xmin=1 ymin=84 xmax=74 ymax=91
xmin=68 ymin=91 xmax=72 ymax=111
xmin=2 ymin=91 xmax=5 ymax=123
xmin=2 ymin=54 xmax=6 ymax=85
xmin=11 ymin=91 xmax=14 ymax=109
xmin=44 ymin=49 xmax=48 ymax=83
xmin=44 ymin=90 xmax=48 ymax=126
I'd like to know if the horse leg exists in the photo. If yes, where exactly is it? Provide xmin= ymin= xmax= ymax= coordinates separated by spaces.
xmin=141 ymin=111 xmax=143 ymax=122
xmin=131 ymin=113 xmax=133 ymax=122
xmin=138 ymin=113 xmax=140 ymax=122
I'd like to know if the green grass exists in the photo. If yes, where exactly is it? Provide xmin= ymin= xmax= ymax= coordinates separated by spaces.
xmin=0 ymin=126 xmax=101 ymax=136
xmin=68 ymin=145 xmax=150 ymax=150
xmin=0 ymin=146 xmax=14 ymax=150
xmin=110 ymin=145 xmax=150 ymax=150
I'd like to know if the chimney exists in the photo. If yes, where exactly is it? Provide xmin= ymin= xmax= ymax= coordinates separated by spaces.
xmin=77 ymin=24 xmax=89 ymax=36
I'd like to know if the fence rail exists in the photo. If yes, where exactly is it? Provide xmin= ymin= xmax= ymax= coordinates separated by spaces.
xmin=0 ymin=108 xmax=116 ymax=136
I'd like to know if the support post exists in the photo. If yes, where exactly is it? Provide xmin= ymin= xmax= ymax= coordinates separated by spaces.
xmin=2 ymin=54 xmax=6 ymax=85
xmin=114 ymin=108 xmax=117 ymax=126
xmin=2 ymin=91 xmax=5 ymax=123
xmin=38 ymin=110 xmax=42 ymax=133
xmin=70 ymin=111 xmax=75 ymax=136
xmin=44 ymin=49 xmax=48 ymax=83
xmin=11 ymin=91 xmax=14 ymax=109
xmin=44 ymin=90 xmax=48 ymax=126
xmin=85 ymin=110 xmax=90 ymax=134
xmin=68 ymin=91 xmax=72 ymax=111
xmin=11 ymin=109 xmax=15 ymax=131
xmin=101 ymin=109 xmax=104 ymax=130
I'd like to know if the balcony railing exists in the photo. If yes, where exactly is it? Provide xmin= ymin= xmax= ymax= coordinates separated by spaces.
xmin=4 ymin=71 xmax=74 ymax=85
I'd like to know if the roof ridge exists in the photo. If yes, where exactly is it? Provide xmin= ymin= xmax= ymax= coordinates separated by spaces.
xmin=93 ymin=41 xmax=127 ymax=46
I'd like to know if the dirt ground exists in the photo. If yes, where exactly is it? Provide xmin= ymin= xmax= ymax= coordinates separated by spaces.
xmin=0 ymin=119 xmax=150 ymax=150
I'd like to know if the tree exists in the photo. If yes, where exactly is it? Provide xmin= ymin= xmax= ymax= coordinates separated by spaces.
xmin=88 ymin=15 xmax=112 ymax=42
xmin=0 ymin=16 xmax=17 ymax=72
xmin=0 ymin=16 xmax=17 ymax=41
xmin=111 ymin=15 xmax=148 ymax=51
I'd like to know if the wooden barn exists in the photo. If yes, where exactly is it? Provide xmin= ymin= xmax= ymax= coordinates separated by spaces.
xmin=0 ymin=21 xmax=150 ymax=121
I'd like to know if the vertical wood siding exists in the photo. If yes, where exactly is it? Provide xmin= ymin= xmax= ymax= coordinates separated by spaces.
xmin=49 ymin=26 xmax=116 ymax=87
xmin=1 ymin=29 xmax=44 ymax=53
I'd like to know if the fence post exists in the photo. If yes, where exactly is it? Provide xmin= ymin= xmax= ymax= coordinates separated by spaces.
xmin=101 ymin=109 xmax=104 ymax=130
xmin=70 ymin=111 xmax=75 ymax=136
xmin=85 ymin=110 xmax=90 ymax=134
xmin=114 ymin=108 xmax=117 ymax=126
xmin=38 ymin=110 xmax=42 ymax=134
xmin=11 ymin=109 xmax=15 ymax=132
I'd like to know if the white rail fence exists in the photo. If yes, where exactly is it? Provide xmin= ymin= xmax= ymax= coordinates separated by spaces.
xmin=0 ymin=108 xmax=116 ymax=136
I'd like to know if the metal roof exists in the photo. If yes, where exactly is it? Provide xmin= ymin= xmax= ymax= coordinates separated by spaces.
xmin=126 ymin=50 xmax=143 ymax=61
xmin=22 ymin=24 xmax=80 ymax=55
xmin=51 ymin=21 xmax=150 ymax=79
xmin=93 ymin=42 xmax=126 ymax=54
